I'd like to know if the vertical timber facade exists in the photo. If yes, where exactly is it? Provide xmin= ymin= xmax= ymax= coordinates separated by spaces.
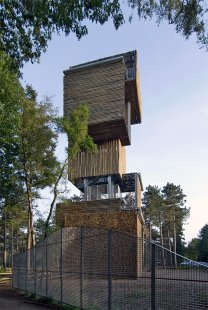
xmin=56 ymin=51 xmax=144 ymax=277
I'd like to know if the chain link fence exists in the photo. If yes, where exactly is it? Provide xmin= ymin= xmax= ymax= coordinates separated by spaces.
xmin=13 ymin=227 xmax=208 ymax=309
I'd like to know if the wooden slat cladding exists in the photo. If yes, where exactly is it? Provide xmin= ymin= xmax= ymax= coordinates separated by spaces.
xmin=64 ymin=51 xmax=142 ymax=145
xmin=125 ymin=78 xmax=142 ymax=125
xmin=64 ymin=59 xmax=131 ymax=144
xmin=64 ymin=59 xmax=125 ymax=123
xmin=124 ymin=50 xmax=142 ymax=124
xmin=88 ymin=119 xmax=130 ymax=146
xmin=69 ymin=139 xmax=126 ymax=181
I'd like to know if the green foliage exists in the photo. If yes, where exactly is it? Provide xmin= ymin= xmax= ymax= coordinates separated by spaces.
xmin=186 ymin=238 xmax=200 ymax=261
xmin=142 ymin=182 xmax=189 ymax=255
xmin=0 ymin=54 xmax=60 ymax=249
xmin=0 ymin=51 xmax=24 ymax=142
xmin=0 ymin=53 xmax=95 ymax=252
xmin=198 ymin=223 xmax=208 ymax=262
xmin=34 ymin=214 xmax=56 ymax=243
xmin=0 ymin=1 xmax=123 ymax=68
xmin=128 ymin=0 xmax=208 ymax=48
xmin=142 ymin=185 xmax=163 ymax=228
xmin=62 ymin=103 xmax=97 ymax=160
xmin=44 ymin=104 xmax=96 ymax=237
xmin=162 ymin=183 xmax=189 ymax=242
xmin=0 ymin=51 xmax=27 ymax=264
xmin=1 ymin=1 xmax=208 ymax=68
xmin=185 ymin=224 xmax=208 ymax=262
xmin=19 ymin=86 xmax=60 ymax=190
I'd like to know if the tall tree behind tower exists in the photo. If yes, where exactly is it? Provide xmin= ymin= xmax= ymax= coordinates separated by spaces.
xmin=17 ymin=86 xmax=60 ymax=250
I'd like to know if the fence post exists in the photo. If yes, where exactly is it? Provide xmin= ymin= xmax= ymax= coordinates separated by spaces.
xmin=80 ymin=227 xmax=83 ymax=310
xmin=61 ymin=228 xmax=63 ymax=303
xmin=18 ymin=254 xmax=20 ymax=290
xmin=151 ymin=242 xmax=156 ymax=310
xmin=26 ymin=250 xmax=28 ymax=292
xmin=46 ymin=240 xmax=48 ymax=297
xmin=11 ymin=255 xmax=14 ymax=288
xmin=34 ymin=247 xmax=36 ymax=296
xmin=108 ymin=230 xmax=112 ymax=310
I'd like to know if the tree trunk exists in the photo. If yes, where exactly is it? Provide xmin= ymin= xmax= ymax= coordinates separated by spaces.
xmin=27 ymin=207 xmax=31 ymax=250
xmin=167 ymin=228 xmax=173 ymax=267
xmin=44 ymin=158 xmax=68 ymax=238
xmin=16 ymin=230 xmax=19 ymax=253
xmin=160 ymin=223 xmax=166 ymax=269
xmin=149 ymin=222 xmax=152 ymax=242
xmin=11 ymin=226 xmax=14 ymax=269
xmin=173 ymin=211 xmax=177 ymax=268
xmin=25 ymin=172 xmax=35 ymax=250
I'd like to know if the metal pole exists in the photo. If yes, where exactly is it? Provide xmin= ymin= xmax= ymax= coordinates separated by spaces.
xmin=46 ymin=240 xmax=48 ymax=297
xmin=26 ymin=250 xmax=28 ymax=292
xmin=173 ymin=211 xmax=177 ymax=268
xmin=107 ymin=176 xmax=112 ymax=199
xmin=151 ymin=243 xmax=156 ymax=310
xmin=80 ymin=227 xmax=83 ymax=309
xmin=84 ymin=178 xmax=88 ymax=200
xmin=135 ymin=174 xmax=138 ymax=209
xmin=18 ymin=254 xmax=20 ymax=290
xmin=34 ymin=247 xmax=36 ymax=296
xmin=61 ymin=228 xmax=63 ymax=303
xmin=108 ymin=230 xmax=112 ymax=310
xmin=3 ymin=210 xmax=7 ymax=271
xmin=11 ymin=226 xmax=14 ymax=269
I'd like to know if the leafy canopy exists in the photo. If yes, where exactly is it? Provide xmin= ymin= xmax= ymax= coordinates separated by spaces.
xmin=62 ymin=103 xmax=97 ymax=160
xmin=198 ymin=223 xmax=208 ymax=262
xmin=0 ymin=1 xmax=208 ymax=68
xmin=0 ymin=0 xmax=123 ymax=68
xmin=19 ymin=85 xmax=60 ymax=190
xmin=142 ymin=182 xmax=189 ymax=251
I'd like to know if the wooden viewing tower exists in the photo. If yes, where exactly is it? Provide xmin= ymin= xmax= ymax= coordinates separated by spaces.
xmin=56 ymin=51 xmax=145 ymax=277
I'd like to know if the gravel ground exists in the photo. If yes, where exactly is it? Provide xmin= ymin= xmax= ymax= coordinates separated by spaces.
xmin=0 ymin=281 xmax=50 ymax=310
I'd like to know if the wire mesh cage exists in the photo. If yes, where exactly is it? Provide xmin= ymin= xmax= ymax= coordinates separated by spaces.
xmin=13 ymin=227 xmax=208 ymax=310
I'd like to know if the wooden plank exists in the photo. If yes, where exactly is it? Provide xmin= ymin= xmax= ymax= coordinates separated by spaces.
xmin=64 ymin=60 xmax=128 ymax=143
xmin=64 ymin=51 xmax=142 ymax=144
xmin=69 ymin=139 xmax=126 ymax=181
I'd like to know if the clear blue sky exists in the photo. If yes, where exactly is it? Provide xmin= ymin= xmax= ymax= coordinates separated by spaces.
xmin=22 ymin=15 xmax=208 ymax=243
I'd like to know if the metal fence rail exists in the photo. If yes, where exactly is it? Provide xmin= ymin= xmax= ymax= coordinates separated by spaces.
xmin=13 ymin=227 xmax=208 ymax=310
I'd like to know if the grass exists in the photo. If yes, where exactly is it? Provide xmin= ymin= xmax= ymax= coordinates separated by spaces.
xmin=197 ymin=292 xmax=208 ymax=307
xmin=25 ymin=293 xmax=80 ymax=310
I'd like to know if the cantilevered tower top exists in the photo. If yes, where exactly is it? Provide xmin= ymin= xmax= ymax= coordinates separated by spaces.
xmin=64 ymin=50 xmax=142 ymax=146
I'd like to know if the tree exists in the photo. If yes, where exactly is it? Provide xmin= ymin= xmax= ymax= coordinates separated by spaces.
xmin=35 ymin=215 xmax=56 ymax=243
xmin=0 ymin=53 xmax=96 ymax=251
xmin=142 ymin=185 xmax=167 ymax=267
xmin=0 ymin=51 xmax=27 ymax=269
xmin=0 ymin=1 xmax=123 ymax=69
xmin=198 ymin=223 xmax=208 ymax=262
xmin=17 ymin=86 xmax=60 ymax=250
xmin=161 ymin=183 xmax=189 ymax=259
xmin=186 ymin=238 xmax=200 ymax=261
xmin=142 ymin=183 xmax=189 ymax=267
xmin=1 ymin=204 xmax=27 ymax=268
xmin=128 ymin=0 xmax=208 ymax=48
xmin=0 ymin=1 xmax=208 ymax=69
xmin=44 ymin=104 xmax=96 ymax=237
